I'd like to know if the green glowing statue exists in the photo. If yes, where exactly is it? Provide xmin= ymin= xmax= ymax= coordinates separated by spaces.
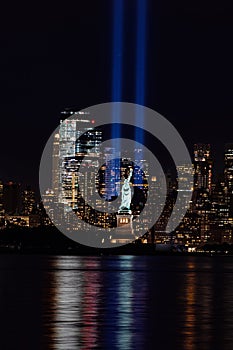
xmin=119 ymin=168 xmax=133 ymax=213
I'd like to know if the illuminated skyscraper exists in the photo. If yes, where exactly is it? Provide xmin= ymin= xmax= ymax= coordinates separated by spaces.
xmin=41 ymin=189 xmax=55 ymax=225
xmin=192 ymin=144 xmax=212 ymax=241
xmin=58 ymin=110 xmax=101 ymax=209
xmin=224 ymin=144 xmax=233 ymax=192
xmin=210 ymin=178 xmax=232 ymax=243
xmin=55 ymin=109 xmax=106 ymax=232
xmin=52 ymin=133 xmax=60 ymax=198
xmin=175 ymin=163 xmax=194 ymax=219
xmin=224 ymin=144 xmax=233 ymax=217
xmin=0 ymin=181 xmax=4 ymax=224
xmin=22 ymin=186 xmax=35 ymax=215
xmin=193 ymin=144 xmax=212 ymax=192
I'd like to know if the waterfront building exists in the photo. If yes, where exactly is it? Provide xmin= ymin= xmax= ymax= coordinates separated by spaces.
xmin=3 ymin=182 xmax=21 ymax=215
xmin=224 ymin=144 xmax=233 ymax=217
xmin=193 ymin=144 xmax=212 ymax=192
xmin=52 ymin=133 xmax=60 ymax=198
xmin=5 ymin=214 xmax=40 ymax=228
xmin=0 ymin=180 xmax=4 ymax=225
xmin=192 ymin=145 xmax=213 ymax=241
xmin=22 ymin=186 xmax=35 ymax=215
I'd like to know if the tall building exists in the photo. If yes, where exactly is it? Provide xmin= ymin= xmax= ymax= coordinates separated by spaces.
xmin=52 ymin=133 xmax=60 ymax=198
xmin=153 ymin=173 xmax=177 ymax=244
xmin=193 ymin=144 xmax=212 ymax=192
xmin=55 ymin=109 xmax=107 ymax=230
xmin=41 ymin=189 xmax=56 ymax=225
xmin=22 ymin=186 xmax=35 ymax=215
xmin=176 ymin=164 xmax=194 ymax=212
xmin=193 ymin=189 xmax=212 ymax=242
xmin=0 ymin=180 xmax=4 ymax=225
xmin=58 ymin=110 xmax=101 ymax=208
xmin=224 ymin=144 xmax=233 ymax=216
xmin=175 ymin=211 xmax=201 ymax=247
xmin=3 ymin=182 xmax=21 ymax=215
xmin=100 ymin=147 xmax=120 ymax=202
xmin=210 ymin=179 xmax=232 ymax=243
xmin=192 ymin=145 xmax=213 ymax=242
xmin=224 ymin=144 xmax=233 ymax=191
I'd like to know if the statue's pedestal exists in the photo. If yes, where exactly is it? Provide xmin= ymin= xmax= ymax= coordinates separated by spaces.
xmin=111 ymin=212 xmax=135 ymax=244
xmin=116 ymin=212 xmax=133 ymax=229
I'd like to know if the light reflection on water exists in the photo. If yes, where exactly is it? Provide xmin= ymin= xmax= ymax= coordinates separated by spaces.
xmin=114 ymin=257 xmax=134 ymax=349
xmin=1 ymin=255 xmax=233 ymax=349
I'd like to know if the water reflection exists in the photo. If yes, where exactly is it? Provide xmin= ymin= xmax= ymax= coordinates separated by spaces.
xmin=43 ymin=256 xmax=102 ymax=349
xmin=42 ymin=256 xmax=149 ymax=349
xmin=1 ymin=255 xmax=233 ymax=349
xmin=182 ymin=261 xmax=197 ymax=350
xmin=79 ymin=258 xmax=100 ymax=348
xmin=180 ymin=260 xmax=215 ymax=350
xmin=115 ymin=257 xmax=134 ymax=349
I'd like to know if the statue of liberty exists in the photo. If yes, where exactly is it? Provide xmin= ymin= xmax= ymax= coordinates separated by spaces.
xmin=119 ymin=168 xmax=133 ymax=213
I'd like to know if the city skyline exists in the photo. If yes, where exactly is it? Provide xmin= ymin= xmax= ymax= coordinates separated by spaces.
xmin=1 ymin=141 xmax=233 ymax=249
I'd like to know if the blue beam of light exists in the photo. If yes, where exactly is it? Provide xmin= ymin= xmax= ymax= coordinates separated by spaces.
xmin=107 ymin=0 xmax=124 ymax=201
xmin=112 ymin=0 xmax=124 ymax=104
xmin=135 ymin=0 xmax=147 ymax=175
xmin=111 ymin=0 xmax=124 ymax=140
xmin=135 ymin=0 xmax=147 ymax=146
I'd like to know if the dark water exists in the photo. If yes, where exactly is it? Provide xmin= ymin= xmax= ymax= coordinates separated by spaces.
xmin=0 ymin=255 xmax=233 ymax=349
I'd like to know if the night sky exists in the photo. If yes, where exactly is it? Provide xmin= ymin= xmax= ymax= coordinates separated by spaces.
xmin=0 ymin=0 xmax=233 ymax=192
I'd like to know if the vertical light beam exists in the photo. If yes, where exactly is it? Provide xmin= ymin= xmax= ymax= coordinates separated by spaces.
xmin=135 ymin=0 xmax=147 ymax=146
xmin=112 ymin=0 xmax=124 ymax=104
xmin=112 ymin=0 xmax=124 ymax=139
xmin=109 ymin=0 xmax=124 ymax=199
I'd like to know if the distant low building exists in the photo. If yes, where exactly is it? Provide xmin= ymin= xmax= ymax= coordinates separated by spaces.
xmin=5 ymin=214 xmax=40 ymax=228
